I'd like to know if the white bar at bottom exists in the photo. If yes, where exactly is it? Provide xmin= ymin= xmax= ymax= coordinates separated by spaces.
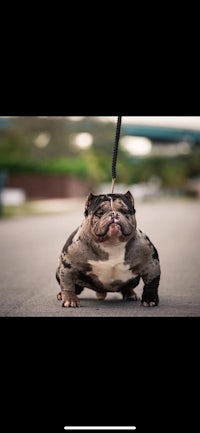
xmin=64 ymin=427 xmax=136 ymax=431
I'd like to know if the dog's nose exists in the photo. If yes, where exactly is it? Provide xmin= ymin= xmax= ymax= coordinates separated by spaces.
xmin=109 ymin=211 xmax=119 ymax=220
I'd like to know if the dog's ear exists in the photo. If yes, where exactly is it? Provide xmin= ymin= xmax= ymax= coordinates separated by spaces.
xmin=84 ymin=193 xmax=96 ymax=216
xmin=125 ymin=191 xmax=135 ymax=212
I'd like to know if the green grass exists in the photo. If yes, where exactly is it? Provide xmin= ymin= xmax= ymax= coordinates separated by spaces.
xmin=1 ymin=202 xmax=41 ymax=218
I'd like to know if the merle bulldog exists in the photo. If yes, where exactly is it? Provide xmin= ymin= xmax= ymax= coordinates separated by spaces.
xmin=56 ymin=191 xmax=161 ymax=307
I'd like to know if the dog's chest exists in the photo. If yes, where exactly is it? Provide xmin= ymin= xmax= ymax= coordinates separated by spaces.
xmin=87 ymin=245 xmax=132 ymax=288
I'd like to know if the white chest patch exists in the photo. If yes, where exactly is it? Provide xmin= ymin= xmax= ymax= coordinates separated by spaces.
xmin=87 ymin=244 xmax=133 ymax=289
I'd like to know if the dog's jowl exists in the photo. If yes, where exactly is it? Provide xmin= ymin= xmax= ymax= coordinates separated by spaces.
xmin=56 ymin=191 xmax=161 ymax=307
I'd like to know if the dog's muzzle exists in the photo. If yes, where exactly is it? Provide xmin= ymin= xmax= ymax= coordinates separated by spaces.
xmin=96 ymin=211 xmax=132 ymax=237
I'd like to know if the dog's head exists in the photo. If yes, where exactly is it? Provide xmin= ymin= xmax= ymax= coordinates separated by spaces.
xmin=84 ymin=191 xmax=136 ymax=243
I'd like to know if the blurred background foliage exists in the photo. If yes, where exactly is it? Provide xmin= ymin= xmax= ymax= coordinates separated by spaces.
xmin=0 ymin=116 xmax=200 ymax=191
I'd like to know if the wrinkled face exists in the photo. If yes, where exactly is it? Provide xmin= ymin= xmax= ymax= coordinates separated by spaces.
xmin=84 ymin=191 xmax=137 ymax=243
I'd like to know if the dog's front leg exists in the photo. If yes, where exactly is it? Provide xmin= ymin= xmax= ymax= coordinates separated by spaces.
xmin=59 ymin=264 xmax=80 ymax=308
xmin=141 ymin=275 xmax=160 ymax=306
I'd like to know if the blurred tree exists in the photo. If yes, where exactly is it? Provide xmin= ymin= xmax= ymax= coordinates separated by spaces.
xmin=0 ymin=117 xmax=200 ymax=193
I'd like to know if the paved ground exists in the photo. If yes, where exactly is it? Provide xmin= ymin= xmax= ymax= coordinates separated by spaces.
xmin=0 ymin=197 xmax=200 ymax=316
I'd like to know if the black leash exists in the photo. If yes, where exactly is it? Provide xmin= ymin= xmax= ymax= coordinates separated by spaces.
xmin=111 ymin=116 xmax=122 ymax=193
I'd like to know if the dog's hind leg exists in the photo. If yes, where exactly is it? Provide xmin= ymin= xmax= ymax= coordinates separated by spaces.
xmin=96 ymin=292 xmax=107 ymax=300
xmin=121 ymin=287 xmax=140 ymax=301
xmin=75 ymin=284 xmax=84 ymax=295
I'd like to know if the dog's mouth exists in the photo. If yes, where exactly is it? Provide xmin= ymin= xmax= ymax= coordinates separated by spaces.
xmin=96 ymin=220 xmax=132 ymax=238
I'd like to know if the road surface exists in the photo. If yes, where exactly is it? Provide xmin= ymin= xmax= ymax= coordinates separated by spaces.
xmin=0 ymin=197 xmax=200 ymax=316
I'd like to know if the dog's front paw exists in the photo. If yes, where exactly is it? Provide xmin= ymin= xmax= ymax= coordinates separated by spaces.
xmin=141 ymin=295 xmax=159 ymax=307
xmin=141 ymin=300 xmax=157 ymax=307
xmin=61 ymin=292 xmax=80 ymax=308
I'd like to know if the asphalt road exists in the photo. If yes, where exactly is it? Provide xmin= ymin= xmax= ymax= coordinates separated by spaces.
xmin=0 ymin=197 xmax=200 ymax=316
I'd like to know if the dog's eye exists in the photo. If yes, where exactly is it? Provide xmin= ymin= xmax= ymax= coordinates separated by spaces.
xmin=96 ymin=210 xmax=104 ymax=218
xmin=120 ymin=208 xmax=129 ymax=215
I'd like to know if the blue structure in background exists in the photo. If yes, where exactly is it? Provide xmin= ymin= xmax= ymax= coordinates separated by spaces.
xmin=0 ymin=118 xmax=12 ymax=129
xmin=121 ymin=124 xmax=200 ymax=144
